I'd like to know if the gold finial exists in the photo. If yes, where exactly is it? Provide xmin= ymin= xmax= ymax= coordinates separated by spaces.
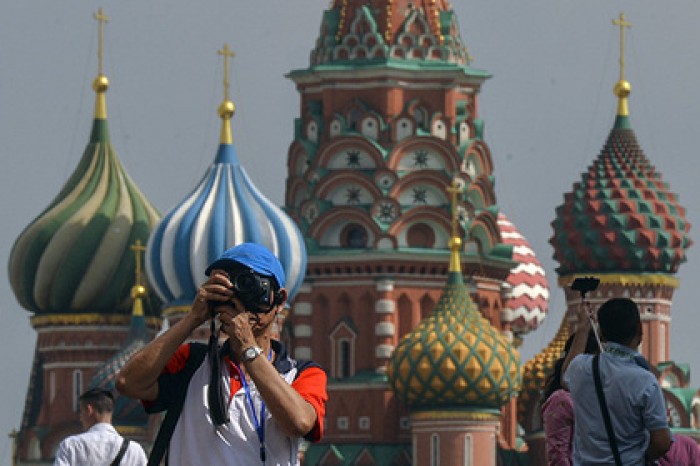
xmin=217 ymin=44 xmax=236 ymax=144
xmin=612 ymin=12 xmax=632 ymax=116
xmin=92 ymin=8 xmax=110 ymax=119
xmin=130 ymin=240 xmax=147 ymax=315
xmin=446 ymin=178 xmax=463 ymax=273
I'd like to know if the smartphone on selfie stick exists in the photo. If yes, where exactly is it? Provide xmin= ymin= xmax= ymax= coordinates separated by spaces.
xmin=571 ymin=276 xmax=604 ymax=352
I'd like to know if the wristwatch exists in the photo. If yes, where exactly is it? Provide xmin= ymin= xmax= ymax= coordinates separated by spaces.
xmin=241 ymin=345 xmax=263 ymax=363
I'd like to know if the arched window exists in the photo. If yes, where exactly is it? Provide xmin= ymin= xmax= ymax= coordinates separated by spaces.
xmin=339 ymin=339 xmax=351 ymax=378
xmin=395 ymin=117 xmax=414 ymax=141
xmin=413 ymin=107 xmax=428 ymax=131
xmin=330 ymin=119 xmax=342 ymax=137
xmin=307 ymin=120 xmax=318 ymax=143
xmin=431 ymin=434 xmax=440 ymax=466
xmin=459 ymin=120 xmax=470 ymax=145
xmin=330 ymin=318 xmax=357 ymax=379
xmin=406 ymin=223 xmax=435 ymax=248
xmin=348 ymin=108 xmax=362 ymax=131
xmin=341 ymin=223 xmax=368 ymax=248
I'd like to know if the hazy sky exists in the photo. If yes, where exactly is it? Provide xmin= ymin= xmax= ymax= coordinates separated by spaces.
xmin=2 ymin=1 xmax=698 ymax=463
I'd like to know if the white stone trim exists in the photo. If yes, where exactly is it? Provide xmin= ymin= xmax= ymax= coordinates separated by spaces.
xmin=298 ymin=283 xmax=313 ymax=294
xmin=44 ymin=362 xmax=106 ymax=370
xmin=294 ymin=324 xmax=313 ymax=338
xmin=375 ymin=322 xmax=395 ymax=337
xmin=375 ymin=299 xmax=395 ymax=314
xmin=376 ymin=279 xmax=395 ymax=292
xmin=375 ymin=344 xmax=395 ymax=358
xmin=294 ymin=346 xmax=312 ymax=360
xmin=294 ymin=302 xmax=312 ymax=316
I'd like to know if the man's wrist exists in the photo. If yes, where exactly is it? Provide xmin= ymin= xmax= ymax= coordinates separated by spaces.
xmin=241 ymin=345 xmax=263 ymax=363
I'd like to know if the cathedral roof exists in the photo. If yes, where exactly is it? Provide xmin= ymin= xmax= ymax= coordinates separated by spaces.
xmin=387 ymin=186 xmax=520 ymax=410
xmin=498 ymin=213 xmax=549 ymax=337
xmin=8 ymin=38 xmax=161 ymax=317
xmin=306 ymin=0 xmax=479 ymax=71
xmin=550 ymin=78 xmax=692 ymax=277
xmin=145 ymin=46 xmax=307 ymax=311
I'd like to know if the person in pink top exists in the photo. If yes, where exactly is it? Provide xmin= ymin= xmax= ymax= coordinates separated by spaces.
xmin=541 ymin=331 xmax=599 ymax=466
xmin=657 ymin=433 xmax=700 ymax=466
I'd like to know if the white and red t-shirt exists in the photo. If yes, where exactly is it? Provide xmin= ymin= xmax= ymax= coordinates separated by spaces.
xmin=145 ymin=340 xmax=327 ymax=466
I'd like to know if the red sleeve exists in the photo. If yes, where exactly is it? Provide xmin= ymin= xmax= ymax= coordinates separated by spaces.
xmin=291 ymin=366 xmax=328 ymax=442
xmin=163 ymin=343 xmax=192 ymax=374
xmin=141 ymin=344 xmax=192 ymax=411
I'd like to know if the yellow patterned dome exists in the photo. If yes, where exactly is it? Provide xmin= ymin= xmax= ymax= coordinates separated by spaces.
xmin=517 ymin=317 xmax=569 ymax=431
xmin=387 ymin=270 xmax=521 ymax=410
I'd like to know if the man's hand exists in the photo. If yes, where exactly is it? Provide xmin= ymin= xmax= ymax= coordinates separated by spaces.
xmin=217 ymin=304 xmax=257 ymax=358
xmin=191 ymin=270 xmax=234 ymax=327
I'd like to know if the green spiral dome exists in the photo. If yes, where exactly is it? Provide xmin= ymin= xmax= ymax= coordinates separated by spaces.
xmin=8 ymin=114 xmax=161 ymax=316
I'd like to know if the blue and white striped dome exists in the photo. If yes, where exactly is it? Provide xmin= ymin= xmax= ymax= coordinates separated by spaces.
xmin=145 ymin=112 xmax=306 ymax=312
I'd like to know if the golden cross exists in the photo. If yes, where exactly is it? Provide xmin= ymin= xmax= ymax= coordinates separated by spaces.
xmin=93 ymin=8 xmax=109 ymax=76
xmin=218 ymin=44 xmax=236 ymax=102
xmin=130 ymin=239 xmax=146 ymax=286
xmin=612 ymin=12 xmax=632 ymax=81
xmin=446 ymin=178 xmax=462 ymax=238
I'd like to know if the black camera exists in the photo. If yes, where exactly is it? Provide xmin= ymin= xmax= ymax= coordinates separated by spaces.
xmin=571 ymin=276 xmax=600 ymax=297
xmin=230 ymin=270 xmax=276 ymax=313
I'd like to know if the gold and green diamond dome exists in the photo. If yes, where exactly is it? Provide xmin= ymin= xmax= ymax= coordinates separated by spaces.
xmin=387 ymin=271 xmax=521 ymax=410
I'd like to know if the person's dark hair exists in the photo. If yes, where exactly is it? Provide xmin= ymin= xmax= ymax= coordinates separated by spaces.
xmin=542 ymin=329 xmax=598 ymax=403
xmin=597 ymin=297 xmax=641 ymax=345
xmin=79 ymin=387 xmax=115 ymax=414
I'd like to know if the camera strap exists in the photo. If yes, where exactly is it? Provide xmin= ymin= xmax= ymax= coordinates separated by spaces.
xmin=593 ymin=354 xmax=623 ymax=466
xmin=208 ymin=315 xmax=230 ymax=426
xmin=235 ymin=349 xmax=273 ymax=465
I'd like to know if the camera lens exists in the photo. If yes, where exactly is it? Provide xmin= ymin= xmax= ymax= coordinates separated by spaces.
xmin=234 ymin=273 xmax=258 ymax=293
xmin=230 ymin=271 xmax=273 ymax=312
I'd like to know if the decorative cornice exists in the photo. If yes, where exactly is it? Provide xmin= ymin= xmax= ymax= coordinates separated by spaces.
xmin=410 ymin=410 xmax=501 ymax=421
xmin=558 ymin=273 xmax=680 ymax=289
xmin=31 ymin=314 xmax=161 ymax=328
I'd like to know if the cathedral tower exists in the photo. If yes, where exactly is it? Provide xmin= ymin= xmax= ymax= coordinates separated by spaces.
xmin=549 ymin=13 xmax=692 ymax=366
xmin=284 ymin=1 xmax=548 ymax=459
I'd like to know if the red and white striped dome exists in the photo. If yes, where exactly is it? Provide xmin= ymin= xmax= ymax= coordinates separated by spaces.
xmin=498 ymin=213 xmax=550 ymax=336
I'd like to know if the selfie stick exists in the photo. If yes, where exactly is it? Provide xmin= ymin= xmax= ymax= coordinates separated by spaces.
xmin=576 ymin=280 xmax=604 ymax=352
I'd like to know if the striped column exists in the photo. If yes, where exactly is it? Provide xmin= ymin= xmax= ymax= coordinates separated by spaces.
xmin=292 ymin=283 xmax=313 ymax=360
xmin=374 ymin=279 xmax=396 ymax=373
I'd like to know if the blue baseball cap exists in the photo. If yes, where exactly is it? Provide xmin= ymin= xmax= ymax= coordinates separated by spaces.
xmin=205 ymin=242 xmax=286 ymax=289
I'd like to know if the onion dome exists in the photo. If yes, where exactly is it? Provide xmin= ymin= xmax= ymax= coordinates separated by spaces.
xmin=498 ymin=213 xmax=550 ymax=337
xmin=550 ymin=23 xmax=691 ymax=277
xmin=387 ymin=181 xmax=520 ymax=410
xmin=8 ymin=14 xmax=161 ymax=317
xmin=145 ymin=45 xmax=306 ymax=313
xmin=516 ymin=317 xmax=568 ymax=431
xmin=311 ymin=0 xmax=471 ymax=66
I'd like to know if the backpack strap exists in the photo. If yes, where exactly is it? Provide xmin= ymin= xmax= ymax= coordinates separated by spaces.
xmin=110 ymin=437 xmax=130 ymax=466
xmin=592 ymin=354 xmax=623 ymax=466
xmin=148 ymin=343 xmax=208 ymax=466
